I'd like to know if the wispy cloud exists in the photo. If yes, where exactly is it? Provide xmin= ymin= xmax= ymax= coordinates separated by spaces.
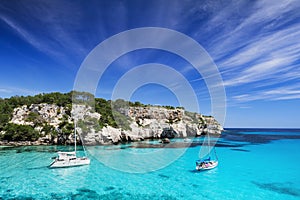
xmin=209 ymin=0 xmax=300 ymax=59
xmin=0 ymin=1 xmax=92 ymax=68
xmin=220 ymin=25 xmax=300 ymax=69
xmin=232 ymin=83 xmax=300 ymax=102
xmin=190 ymin=0 xmax=300 ymax=103
xmin=0 ymin=0 xmax=299 ymax=105
xmin=142 ymin=0 xmax=300 ymax=104
xmin=0 ymin=15 xmax=62 ymax=59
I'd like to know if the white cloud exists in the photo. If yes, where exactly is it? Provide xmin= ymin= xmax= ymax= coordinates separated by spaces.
xmin=0 ymin=15 xmax=55 ymax=57
xmin=231 ymin=84 xmax=300 ymax=102
xmin=191 ymin=0 xmax=300 ymax=103
xmin=221 ymin=26 xmax=300 ymax=69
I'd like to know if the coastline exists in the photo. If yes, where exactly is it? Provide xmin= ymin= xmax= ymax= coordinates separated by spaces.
xmin=0 ymin=140 xmax=50 ymax=146
xmin=0 ymin=128 xmax=300 ymax=147
xmin=0 ymin=134 xmax=222 ymax=147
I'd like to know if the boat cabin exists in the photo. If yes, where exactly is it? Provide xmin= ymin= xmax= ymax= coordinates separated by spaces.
xmin=56 ymin=152 xmax=76 ymax=161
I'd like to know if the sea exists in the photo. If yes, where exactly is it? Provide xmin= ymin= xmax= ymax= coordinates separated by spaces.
xmin=0 ymin=129 xmax=300 ymax=200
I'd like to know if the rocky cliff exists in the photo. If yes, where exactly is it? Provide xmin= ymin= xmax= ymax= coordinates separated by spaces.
xmin=2 ymin=102 xmax=223 ymax=145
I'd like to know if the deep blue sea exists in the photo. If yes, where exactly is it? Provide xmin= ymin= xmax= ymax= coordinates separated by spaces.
xmin=1 ymin=129 xmax=300 ymax=200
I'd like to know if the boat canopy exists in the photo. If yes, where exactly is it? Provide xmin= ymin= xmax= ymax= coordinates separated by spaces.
xmin=196 ymin=157 xmax=211 ymax=163
xmin=196 ymin=157 xmax=212 ymax=165
xmin=57 ymin=151 xmax=76 ymax=160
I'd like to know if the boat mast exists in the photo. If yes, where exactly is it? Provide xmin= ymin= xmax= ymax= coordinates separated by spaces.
xmin=74 ymin=118 xmax=77 ymax=154
xmin=208 ymin=131 xmax=211 ymax=156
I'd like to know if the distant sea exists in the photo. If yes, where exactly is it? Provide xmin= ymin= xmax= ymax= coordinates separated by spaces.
xmin=1 ymin=129 xmax=300 ymax=200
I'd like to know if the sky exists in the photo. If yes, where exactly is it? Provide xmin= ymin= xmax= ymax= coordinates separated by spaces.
xmin=0 ymin=0 xmax=299 ymax=128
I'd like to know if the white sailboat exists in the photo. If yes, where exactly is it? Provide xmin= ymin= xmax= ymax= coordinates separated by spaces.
xmin=49 ymin=120 xmax=90 ymax=168
xmin=195 ymin=132 xmax=218 ymax=171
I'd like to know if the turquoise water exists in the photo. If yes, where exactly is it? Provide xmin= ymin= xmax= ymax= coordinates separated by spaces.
xmin=1 ymin=129 xmax=300 ymax=199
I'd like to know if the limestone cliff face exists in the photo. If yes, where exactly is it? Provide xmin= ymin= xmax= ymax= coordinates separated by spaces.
xmin=11 ymin=104 xmax=69 ymax=127
xmin=77 ymin=106 xmax=223 ymax=145
xmin=7 ymin=103 xmax=223 ymax=145
xmin=8 ymin=104 xmax=72 ymax=144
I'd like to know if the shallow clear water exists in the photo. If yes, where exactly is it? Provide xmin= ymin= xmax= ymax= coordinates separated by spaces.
xmin=1 ymin=129 xmax=300 ymax=199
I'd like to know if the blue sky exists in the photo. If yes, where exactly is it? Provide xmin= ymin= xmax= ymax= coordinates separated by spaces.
xmin=0 ymin=0 xmax=299 ymax=128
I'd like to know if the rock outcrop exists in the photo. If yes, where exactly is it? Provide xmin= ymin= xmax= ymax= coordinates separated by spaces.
xmin=3 ymin=103 xmax=223 ymax=145
xmin=75 ymin=105 xmax=223 ymax=145
xmin=11 ymin=104 xmax=69 ymax=127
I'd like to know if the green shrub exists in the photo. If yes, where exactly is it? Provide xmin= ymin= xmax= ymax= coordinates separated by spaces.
xmin=2 ymin=124 xmax=40 ymax=141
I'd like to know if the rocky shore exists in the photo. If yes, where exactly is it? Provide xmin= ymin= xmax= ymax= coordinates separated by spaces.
xmin=0 ymin=140 xmax=48 ymax=146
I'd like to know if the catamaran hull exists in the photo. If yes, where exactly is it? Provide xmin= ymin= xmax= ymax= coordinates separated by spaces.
xmin=49 ymin=158 xmax=90 ymax=168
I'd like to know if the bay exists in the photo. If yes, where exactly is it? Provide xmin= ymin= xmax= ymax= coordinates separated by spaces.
xmin=1 ymin=129 xmax=300 ymax=199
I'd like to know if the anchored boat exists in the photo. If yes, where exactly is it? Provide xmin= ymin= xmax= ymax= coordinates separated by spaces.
xmin=49 ymin=120 xmax=90 ymax=168
xmin=196 ymin=155 xmax=218 ymax=171
xmin=195 ymin=132 xmax=218 ymax=171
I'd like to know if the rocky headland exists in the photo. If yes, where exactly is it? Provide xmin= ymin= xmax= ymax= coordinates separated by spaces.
xmin=0 ymin=92 xmax=223 ymax=146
